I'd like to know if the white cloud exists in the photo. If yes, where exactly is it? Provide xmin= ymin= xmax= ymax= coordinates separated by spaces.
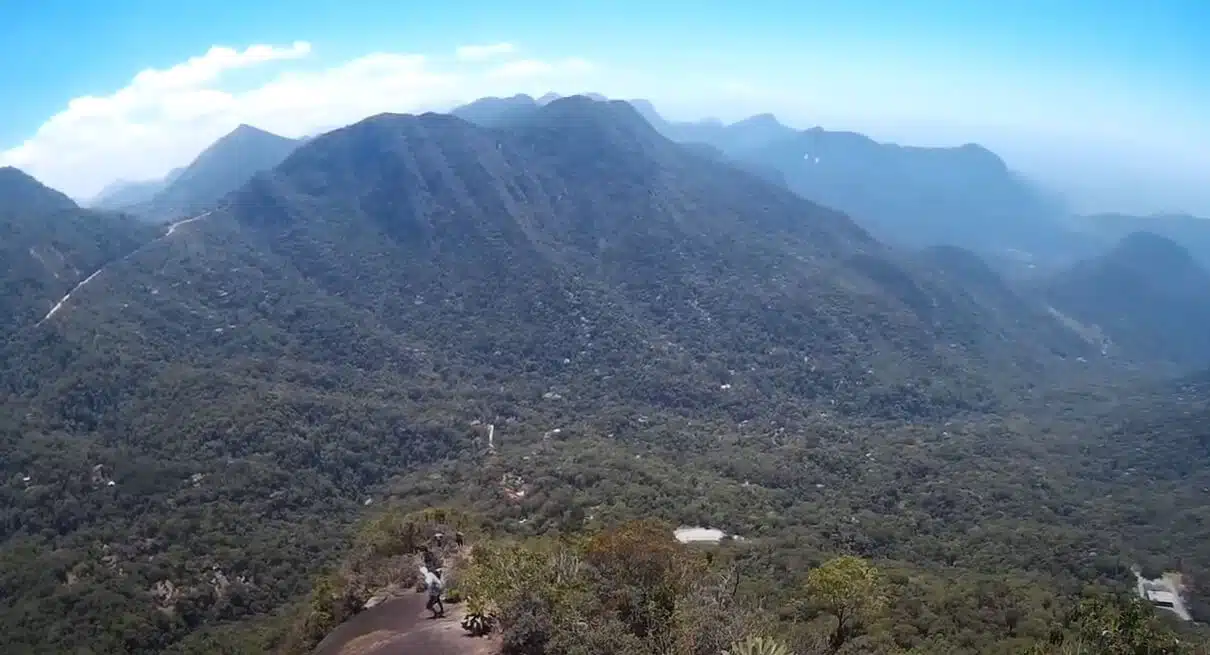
xmin=0 ymin=42 xmax=598 ymax=199
xmin=131 ymin=41 xmax=312 ymax=91
xmin=455 ymin=42 xmax=516 ymax=62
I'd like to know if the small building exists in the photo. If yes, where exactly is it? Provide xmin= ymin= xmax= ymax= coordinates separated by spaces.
xmin=673 ymin=527 xmax=727 ymax=544
xmin=1144 ymin=585 xmax=1177 ymax=608
xmin=1134 ymin=569 xmax=1191 ymax=620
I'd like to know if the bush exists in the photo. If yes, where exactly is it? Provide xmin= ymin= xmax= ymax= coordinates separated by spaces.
xmin=500 ymin=594 xmax=555 ymax=655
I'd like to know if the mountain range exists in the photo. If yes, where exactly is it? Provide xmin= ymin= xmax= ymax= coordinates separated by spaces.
xmin=89 ymin=124 xmax=300 ymax=222
xmin=452 ymin=94 xmax=1083 ymax=264
xmin=2 ymin=94 xmax=1210 ymax=652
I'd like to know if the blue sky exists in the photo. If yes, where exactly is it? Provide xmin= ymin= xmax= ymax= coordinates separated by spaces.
xmin=1 ymin=0 xmax=1207 ymax=213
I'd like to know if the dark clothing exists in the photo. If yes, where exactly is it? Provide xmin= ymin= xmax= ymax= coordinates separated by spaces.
xmin=425 ymin=591 xmax=444 ymax=617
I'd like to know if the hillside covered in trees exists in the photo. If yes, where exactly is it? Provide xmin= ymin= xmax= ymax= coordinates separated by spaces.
xmin=1 ymin=96 xmax=1208 ymax=654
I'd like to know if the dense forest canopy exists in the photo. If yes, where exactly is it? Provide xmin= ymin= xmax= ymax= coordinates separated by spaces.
xmin=1 ymin=95 xmax=1208 ymax=654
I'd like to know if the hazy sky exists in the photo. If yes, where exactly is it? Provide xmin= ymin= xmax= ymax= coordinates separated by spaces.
xmin=1 ymin=0 xmax=1207 ymax=215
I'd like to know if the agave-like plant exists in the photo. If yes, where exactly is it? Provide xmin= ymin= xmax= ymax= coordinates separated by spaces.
xmin=724 ymin=635 xmax=794 ymax=655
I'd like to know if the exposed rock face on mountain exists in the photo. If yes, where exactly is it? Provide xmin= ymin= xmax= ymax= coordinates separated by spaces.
xmin=129 ymin=124 xmax=299 ymax=221
xmin=1044 ymin=231 xmax=1210 ymax=366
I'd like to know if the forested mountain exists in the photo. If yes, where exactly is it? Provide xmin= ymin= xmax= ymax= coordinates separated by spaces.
xmin=721 ymin=128 xmax=1075 ymax=259
xmin=1043 ymin=231 xmax=1210 ymax=367
xmin=472 ymin=95 xmax=1078 ymax=262
xmin=0 ymin=97 xmax=1207 ymax=653
xmin=0 ymin=166 xmax=78 ymax=213
xmin=0 ymin=168 xmax=159 ymax=341
xmin=237 ymin=95 xmax=1102 ymax=415
xmin=451 ymin=93 xmax=543 ymax=127
xmin=1072 ymin=212 xmax=1210 ymax=267
xmin=453 ymin=95 xmax=792 ymax=188
xmin=915 ymin=244 xmax=1095 ymax=356
xmin=128 ymin=124 xmax=299 ymax=222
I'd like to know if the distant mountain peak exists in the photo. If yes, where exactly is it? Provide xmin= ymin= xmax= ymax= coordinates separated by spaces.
xmin=734 ymin=112 xmax=784 ymax=128
xmin=126 ymin=124 xmax=299 ymax=221
xmin=535 ymin=95 xmax=662 ymax=141
xmin=0 ymin=166 xmax=42 ymax=186
xmin=0 ymin=166 xmax=78 ymax=213
xmin=215 ymin=123 xmax=289 ymax=145
xmin=465 ymin=93 xmax=535 ymax=104
xmin=450 ymin=94 xmax=543 ymax=128
xmin=955 ymin=142 xmax=1009 ymax=172
xmin=1044 ymin=228 xmax=1210 ymax=364
xmin=1113 ymin=230 xmax=1197 ymax=266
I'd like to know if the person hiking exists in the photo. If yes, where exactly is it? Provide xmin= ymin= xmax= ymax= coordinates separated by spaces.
xmin=420 ymin=545 xmax=439 ymax=572
xmin=422 ymin=566 xmax=445 ymax=618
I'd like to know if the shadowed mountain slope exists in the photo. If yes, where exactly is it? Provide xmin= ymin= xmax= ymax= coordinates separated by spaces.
xmin=0 ymin=168 xmax=159 ymax=341
xmin=1044 ymin=231 xmax=1210 ymax=367
xmin=619 ymin=99 xmax=1077 ymax=260
xmin=0 ymin=166 xmax=78 ymax=214
xmin=1073 ymin=212 xmax=1210 ymax=268
xmin=130 ymin=124 xmax=300 ymax=221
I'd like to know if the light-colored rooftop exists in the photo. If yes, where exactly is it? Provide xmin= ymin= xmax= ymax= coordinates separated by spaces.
xmin=1147 ymin=589 xmax=1177 ymax=605
xmin=673 ymin=527 xmax=726 ymax=544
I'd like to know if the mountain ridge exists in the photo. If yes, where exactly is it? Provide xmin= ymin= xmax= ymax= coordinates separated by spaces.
xmin=478 ymin=94 xmax=1075 ymax=260
xmin=1072 ymin=211 xmax=1210 ymax=267
xmin=127 ymin=124 xmax=299 ymax=221
xmin=1043 ymin=230 xmax=1210 ymax=366
xmin=0 ymin=166 xmax=78 ymax=214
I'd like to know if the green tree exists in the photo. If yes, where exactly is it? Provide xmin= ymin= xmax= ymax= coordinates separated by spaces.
xmin=583 ymin=520 xmax=702 ymax=641
xmin=1028 ymin=595 xmax=1186 ymax=655
xmin=804 ymin=555 xmax=887 ymax=652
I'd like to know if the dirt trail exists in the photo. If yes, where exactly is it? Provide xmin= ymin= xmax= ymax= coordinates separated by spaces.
xmin=36 ymin=210 xmax=213 ymax=326
xmin=312 ymin=593 xmax=497 ymax=655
